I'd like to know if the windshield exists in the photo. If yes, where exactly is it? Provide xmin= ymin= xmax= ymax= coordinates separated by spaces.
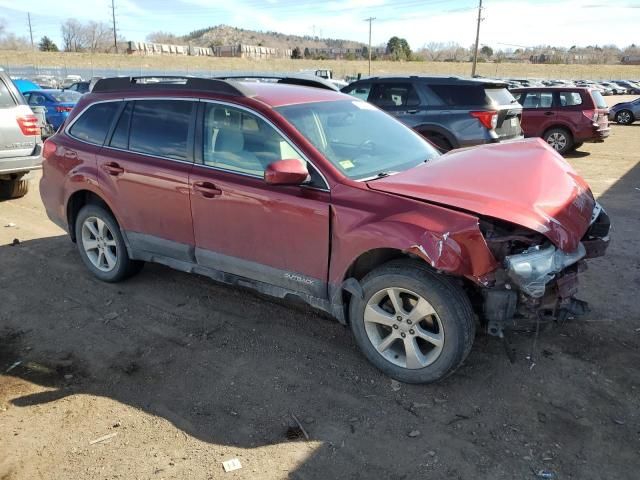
xmin=276 ymin=100 xmax=439 ymax=180
xmin=50 ymin=91 xmax=82 ymax=103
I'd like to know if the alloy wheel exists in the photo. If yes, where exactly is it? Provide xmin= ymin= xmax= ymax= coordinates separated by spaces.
xmin=81 ymin=216 xmax=118 ymax=272
xmin=364 ymin=287 xmax=444 ymax=369
xmin=546 ymin=132 xmax=567 ymax=151
xmin=617 ymin=111 xmax=632 ymax=124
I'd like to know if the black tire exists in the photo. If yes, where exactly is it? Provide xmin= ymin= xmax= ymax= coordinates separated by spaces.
xmin=74 ymin=204 xmax=143 ymax=282
xmin=0 ymin=179 xmax=29 ymax=199
xmin=423 ymin=134 xmax=453 ymax=153
xmin=543 ymin=127 xmax=573 ymax=155
xmin=349 ymin=259 xmax=475 ymax=384
xmin=615 ymin=110 xmax=634 ymax=125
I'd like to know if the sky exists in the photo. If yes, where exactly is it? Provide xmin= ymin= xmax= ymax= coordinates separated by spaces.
xmin=0 ymin=0 xmax=639 ymax=51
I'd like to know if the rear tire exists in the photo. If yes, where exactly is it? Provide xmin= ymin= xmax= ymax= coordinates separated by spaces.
xmin=0 ymin=179 xmax=29 ymax=200
xmin=348 ymin=259 xmax=475 ymax=384
xmin=615 ymin=110 xmax=634 ymax=125
xmin=74 ymin=204 xmax=143 ymax=282
xmin=423 ymin=134 xmax=453 ymax=153
xmin=544 ymin=127 xmax=573 ymax=155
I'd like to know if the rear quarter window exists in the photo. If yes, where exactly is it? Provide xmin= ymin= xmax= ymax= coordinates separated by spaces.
xmin=428 ymin=84 xmax=486 ymax=106
xmin=0 ymin=79 xmax=17 ymax=108
xmin=590 ymin=90 xmax=608 ymax=109
xmin=69 ymin=101 xmax=120 ymax=145
xmin=485 ymin=88 xmax=517 ymax=106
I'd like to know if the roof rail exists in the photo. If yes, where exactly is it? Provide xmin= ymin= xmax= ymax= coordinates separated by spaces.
xmin=212 ymin=73 xmax=340 ymax=91
xmin=92 ymin=76 xmax=252 ymax=96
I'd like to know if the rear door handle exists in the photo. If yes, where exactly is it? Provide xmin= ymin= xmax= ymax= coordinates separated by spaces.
xmin=407 ymin=109 xmax=418 ymax=114
xmin=102 ymin=162 xmax=124 ymax=176
xmin=193 ymin=181 xmax=222 ymax=198
xmin=544 ymin=111 xmax=554 ymax=116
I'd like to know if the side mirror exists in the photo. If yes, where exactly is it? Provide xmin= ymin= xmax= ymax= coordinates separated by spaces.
xmin=264 ymin=159 xmax=310 ymax=186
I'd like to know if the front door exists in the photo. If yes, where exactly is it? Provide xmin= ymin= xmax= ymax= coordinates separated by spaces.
xmin=96 ymin=99 xmax=197 ymax=261
xmin=189 ymin=102 xmax=330 ymax=299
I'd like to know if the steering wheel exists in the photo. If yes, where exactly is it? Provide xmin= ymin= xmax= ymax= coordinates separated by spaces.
xmin=357 ymin=139 xmax=377 ymax=156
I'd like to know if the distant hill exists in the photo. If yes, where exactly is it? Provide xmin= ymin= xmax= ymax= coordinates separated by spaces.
xmin=182 ymin=24 xmax=365 ymax=50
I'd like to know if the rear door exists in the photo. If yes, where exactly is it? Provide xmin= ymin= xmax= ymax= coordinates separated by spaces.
xmin=484 ymin=86 xmax=522 ymax=140
xmin=95 ymin=99 xmax=197 ymax=261
xmin=367 ymin=82 xmax=424 ymax=128
xmin=517 ymin=90 xmax=555 ymax=137
xmin=0 ymin=74 xmax=37 ymax=160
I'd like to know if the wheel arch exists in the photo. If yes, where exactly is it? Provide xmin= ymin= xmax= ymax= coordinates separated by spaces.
xmin=542 ymin=124 xmax=574 ymax=141
xmin=413 ymin=124 xmax=458 ymax=149
xmin=66 ymin=190 xmax=118 ymax=242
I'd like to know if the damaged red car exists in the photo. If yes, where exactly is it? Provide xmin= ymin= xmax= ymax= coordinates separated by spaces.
xmin=40 ymin=77 xmax=610 ymax=383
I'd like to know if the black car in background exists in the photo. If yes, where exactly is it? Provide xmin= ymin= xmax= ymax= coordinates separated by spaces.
xmin=341 ymin=76 xmax=523 ymax=152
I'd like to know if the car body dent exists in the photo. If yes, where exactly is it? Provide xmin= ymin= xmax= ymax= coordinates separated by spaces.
xmin=367 ymin=138 xmax=595 ymax=252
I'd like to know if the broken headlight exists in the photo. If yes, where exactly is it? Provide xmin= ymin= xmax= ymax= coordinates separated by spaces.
xmin=504 ymin=243 xmax=586 ymax=298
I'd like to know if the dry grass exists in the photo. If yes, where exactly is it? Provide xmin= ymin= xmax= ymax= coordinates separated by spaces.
xmin=1 ymin=50 xmax=639 ymax=80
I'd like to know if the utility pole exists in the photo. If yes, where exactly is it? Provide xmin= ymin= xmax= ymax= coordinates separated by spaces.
xmin=471 ymin=0 xmax=483 ymax=77
xmin=27 ymin=13 xmax=34 ymax=50
xmin=111 ymin=0 xmax=118 ymax=53
xmin=364 ymin=17 xmax=376 ymax=76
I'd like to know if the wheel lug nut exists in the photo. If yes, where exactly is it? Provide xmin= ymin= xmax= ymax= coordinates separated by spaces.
xmin=407 ymin=319 xmax=412 ymax=325
xmin=396 ymin=316 xmax=402 ymax=321
xmin=400 ymin=333 xmax=406 ymax=338
xmin=409 ymin=329 xmax=415 ymax=335
xmin=393 ymin=324 xmax=399 ymax=329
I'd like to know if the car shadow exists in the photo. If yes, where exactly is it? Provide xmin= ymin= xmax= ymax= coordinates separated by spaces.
xmin=1 ymin=210 xmax=638 ymax=479
xmin=565 ymin=150 xmax=591 ymax=158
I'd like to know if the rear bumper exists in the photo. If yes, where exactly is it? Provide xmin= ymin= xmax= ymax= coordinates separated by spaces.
xmin=0 ymin=146 xmax=42 ymax=175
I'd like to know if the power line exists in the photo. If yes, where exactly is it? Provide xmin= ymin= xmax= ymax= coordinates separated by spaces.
xmin=364 ymin=17 xmax=376 ymax=76
xmin=471 ymin=0 xmax=483 ymax=77
xmin=110 ymin=0 xmax=118 ymax=53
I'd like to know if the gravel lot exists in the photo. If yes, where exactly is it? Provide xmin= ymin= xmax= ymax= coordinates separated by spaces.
xmin=1 ymin=98 xmax=639 ymax=479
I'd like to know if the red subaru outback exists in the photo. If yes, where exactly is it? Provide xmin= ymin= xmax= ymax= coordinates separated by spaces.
xmin=40 ymin=77 xmax=610 ymax=383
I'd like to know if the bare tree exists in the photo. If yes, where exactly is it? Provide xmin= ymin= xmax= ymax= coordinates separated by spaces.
xmin=61 ymin=19 xmax=84 ymax=51
xmin=83 ymin=21 xmax=112 ymax=52
xmin=146 ymin=31 xmax=181 ymax=44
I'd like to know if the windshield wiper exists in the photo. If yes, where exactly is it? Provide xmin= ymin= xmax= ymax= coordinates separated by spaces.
xmin=375 ymin=171 xmax=392 ymax=178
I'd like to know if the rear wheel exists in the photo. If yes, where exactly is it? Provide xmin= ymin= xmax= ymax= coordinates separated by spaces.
xmin=544 ymin=128 xmax=573 ymax=155
xmin=615 ymin=110 xmax=634 ymax=125
xmin=74 ymin=204 xmax=143 ymax=282
xmin=0 ymin=179 xmax=29 ymax=200
xmin=423 ymin=134 xmax=453 ymax=153
xmin=349 ymin=260 xmax=475 ymax=384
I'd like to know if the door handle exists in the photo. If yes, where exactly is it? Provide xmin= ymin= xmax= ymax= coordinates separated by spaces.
xmin=407 ymin=109 xmax=418 ymax=114
xmin=193 ymin=181 xmax=222 ymax=198
xmin=102 ymin=162 xmax=124 ymax=176
xmin=544 ymin=111 xmax=554 ymax=116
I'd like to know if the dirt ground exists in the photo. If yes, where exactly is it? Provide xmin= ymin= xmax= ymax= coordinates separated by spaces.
xmin=1 ymin=97 xmax=639 ymax=479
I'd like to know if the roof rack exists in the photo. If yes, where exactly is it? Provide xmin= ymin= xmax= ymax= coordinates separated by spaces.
xmin=92 ymin=76 xmax=253 ymax=97
xmin=212 ymin=73 xmax=340 ymax=91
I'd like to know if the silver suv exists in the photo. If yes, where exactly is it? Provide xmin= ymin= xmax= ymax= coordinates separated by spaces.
xmin=0 ymin=69 xmax=42 ymax=199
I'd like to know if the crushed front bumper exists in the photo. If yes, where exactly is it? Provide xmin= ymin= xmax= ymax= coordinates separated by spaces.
xmin=483 ymin=204 xmax=610 ymax=335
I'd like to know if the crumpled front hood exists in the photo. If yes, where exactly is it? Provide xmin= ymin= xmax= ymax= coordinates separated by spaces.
xmin=368 ymin=139 xmax=595 ymax=252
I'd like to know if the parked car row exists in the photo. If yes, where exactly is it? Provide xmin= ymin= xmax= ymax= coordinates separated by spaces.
xmin=505 ymin=78 xmax=640 ymax=95
xmin=37 ymin=75 xmax=610 ymax=384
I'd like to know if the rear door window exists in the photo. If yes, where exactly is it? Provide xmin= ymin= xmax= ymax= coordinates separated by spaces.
xmin=558 ymin=91 xmax=583 ymax=107
xmin=369 ymin=83 xmax=420 ymax=107
xmin=69 ymin=101 xmax=120 ymax=145
xmin=128 ymin=100 xmax=195 ymax=161
xmin=109 ymin=102 xmax=132 ymax=150
xmin=0 ymin=79 xmax=17 ymax=108
xmin=521 ymin=92 xmax=553 ymax=109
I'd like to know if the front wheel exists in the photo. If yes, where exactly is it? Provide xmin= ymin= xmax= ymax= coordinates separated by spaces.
xmin=349 ymin=260 xmax=475 ymax=384
xmin=615 ymin=110 xmax=634 ymax=125
xmin=74 ymin=204 xmax=143 ymax=282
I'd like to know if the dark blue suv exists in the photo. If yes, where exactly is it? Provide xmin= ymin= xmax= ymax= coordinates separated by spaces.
xmin=342 ymin=76 xmax=523 ymax=151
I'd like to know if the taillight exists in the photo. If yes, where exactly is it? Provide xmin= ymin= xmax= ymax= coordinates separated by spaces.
xmin=43 ymin=139 xmax=57 ymax=160
xmin=55 ymin=106 xmax=73 ymax=113
xmin=470 ymin=111 xmax=498 ymax=130
xmin=16 ymin=114 xmax=40 ymax=136
xmin=582 ymin=110 xmax=600 ymax=125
